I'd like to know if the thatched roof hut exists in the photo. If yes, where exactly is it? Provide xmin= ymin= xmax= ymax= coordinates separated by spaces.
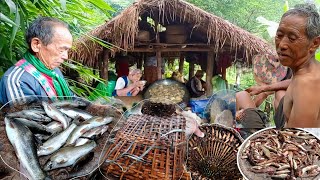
xmin=69 ymin=0 xmax=275 ymax=95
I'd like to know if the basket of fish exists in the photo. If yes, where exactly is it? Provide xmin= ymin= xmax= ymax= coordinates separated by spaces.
xmin=187 ymin=123 xmax=244 ymax=179
xmin=101 ymin=112 xmax=188 ymax=179
xmin=0 ymin=96 xmax=122 ymax=180
xmin=237 ymin=128 xmax=320 ymax=180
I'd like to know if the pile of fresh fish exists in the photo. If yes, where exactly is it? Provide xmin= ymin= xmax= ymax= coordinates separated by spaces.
xmin=240 ymin=128 xmax=320 ymax=179
xmin=4 ymin=100 xmax=113 ymax=180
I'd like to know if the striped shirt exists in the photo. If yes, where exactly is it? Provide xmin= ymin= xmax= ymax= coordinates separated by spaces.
xmin=0 ymin=65 xmax=69 ymax=106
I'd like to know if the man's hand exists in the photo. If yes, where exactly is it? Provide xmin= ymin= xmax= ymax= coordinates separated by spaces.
xmin=245 ymin=86 xmax=265 ymax=96
xmin=181 ymin=110 xmax=204 ymax=137
xmin=186 ymin=118 xmax=204 ymax=137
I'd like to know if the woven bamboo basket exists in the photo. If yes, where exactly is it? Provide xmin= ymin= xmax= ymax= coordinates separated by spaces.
xmin=187 ymin=123 xmax=244 ymax=180
xmin=101 ymin=114 xmax=187 ymax=179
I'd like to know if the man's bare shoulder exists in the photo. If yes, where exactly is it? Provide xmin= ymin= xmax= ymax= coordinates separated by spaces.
xmin=292 ymin=71 xmax=320 ymax=92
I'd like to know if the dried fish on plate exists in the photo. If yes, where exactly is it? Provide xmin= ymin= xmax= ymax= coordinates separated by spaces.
xmin=237 ymin=128 xmax=320 ymax=180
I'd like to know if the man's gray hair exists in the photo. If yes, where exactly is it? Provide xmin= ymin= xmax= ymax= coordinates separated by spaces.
xmin=26 ymin=17 xmax=69 ymax=51
xmin=282 ymin=3 xmax=320 ymax=39
xmin=129 ymin=69 xmax=142 ymax=75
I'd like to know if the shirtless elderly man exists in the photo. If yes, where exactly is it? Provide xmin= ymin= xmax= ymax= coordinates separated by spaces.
xmin=276 ymin=3 xmax=320 ymax=127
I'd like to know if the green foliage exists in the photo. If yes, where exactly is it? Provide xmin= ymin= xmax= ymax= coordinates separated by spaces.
xmin=226 ymin=66 xmax=255 ymax=90
xmin=186 ymin=0 xmax=303 ymax=42
xmin=105 ymin=0 xmax=135 ymax=17
xmin=63 ymin=60 xmax=113 ymax=100
xmin=164 ymin=59 xmax=190 ymax=80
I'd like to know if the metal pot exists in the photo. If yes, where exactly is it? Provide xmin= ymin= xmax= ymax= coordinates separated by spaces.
xmin=143 ymin=79 xmax=190 ymax=105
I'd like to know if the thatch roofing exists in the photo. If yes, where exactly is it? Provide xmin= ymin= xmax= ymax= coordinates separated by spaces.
xmin=69 ymin=0 xmax=276 ymax=68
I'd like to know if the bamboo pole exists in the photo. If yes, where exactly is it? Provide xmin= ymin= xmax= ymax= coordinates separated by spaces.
xmin=206 ymin=51 xmax=214 ymax=96
xmin=155 ymin=16 xmax=162 ymax=80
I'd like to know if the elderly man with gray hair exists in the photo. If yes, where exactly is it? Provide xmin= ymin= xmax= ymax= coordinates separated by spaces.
xmin=275 ymin=3 xmax=320 ymax=127
xmin=112 ymin=68 xmax=145 ymax=96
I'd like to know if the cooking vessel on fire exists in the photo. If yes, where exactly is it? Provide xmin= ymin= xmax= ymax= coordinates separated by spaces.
xmin=143 ymin=78 xmax=190 ymax=105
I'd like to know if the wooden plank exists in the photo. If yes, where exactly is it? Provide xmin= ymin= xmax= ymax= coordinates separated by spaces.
xmin=127 ymin=47 xmax=215 ymax=52
xmin=206 ymin=51 xmax=214 ymax=96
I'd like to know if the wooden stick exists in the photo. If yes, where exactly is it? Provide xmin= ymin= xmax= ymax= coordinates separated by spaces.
xmin=179 ymin=53 xmax=184 ymax=73
xmin=206 ymin=51 xmax=214 ymax=95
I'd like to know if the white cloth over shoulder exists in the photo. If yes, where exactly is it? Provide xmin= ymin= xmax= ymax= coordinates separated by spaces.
xmin=114 ymin=76 xmax=131 ymax=90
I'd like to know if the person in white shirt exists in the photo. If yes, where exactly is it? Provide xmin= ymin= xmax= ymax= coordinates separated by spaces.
xmin=112 ymin=69 xmax=145 ymax=96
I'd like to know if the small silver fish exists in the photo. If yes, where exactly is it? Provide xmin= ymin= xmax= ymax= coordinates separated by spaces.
xmin=45 ymin=121 xmax=63 ymax=134
xmin=14 ymin=117 xmax=54 ymax=135
xmin=75 ymin=125 xmax=108 ymax=146
xmin=58 ymin=107 xmax=93 ymax=120
xmin=7 ymin=110 xmax=51 ymax=122
xmin=42 ymin=101 xmax=69 ymax=129
xmin=5 ymin=117 xmax=49 ymax=180
xmin=38 ymin=123 xmax=78 ymax=156
xmin=65 ymin=116 xmax=113 ymax=146
xmin=51 ymin=99 xmax=90 ymax=108
xmin=43 ymin=141 xmax=96 ymax=171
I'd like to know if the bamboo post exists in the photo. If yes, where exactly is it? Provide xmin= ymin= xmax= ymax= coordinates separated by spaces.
xmin=179 ymin=53 xmax=184 ymax=74
xmin=101 ymin=49 xmax=109 ymax=82
xmin=137 ymin=53 xmax=143 ymax=69
xmin=189 ymin=61 xmax=194 ymax=80
xmin=222 ymin=65 xmax=228 ymax=89
xmin=156 ymin=51 xmax=162 ymax=80
xmin=98 ymin=55 xmax=103 ymax=79
xmin=206 ymin=51 xmax=214 ymax=96
xmin=155 ymin=16 xmax=162 ymax=80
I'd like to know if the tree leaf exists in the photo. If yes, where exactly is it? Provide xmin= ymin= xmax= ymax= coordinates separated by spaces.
xmin=0 ymin=13 xmax=17 ymax=26
xmin=4 ymin=0 xmax=16 ymax=15
xmin=0 ymin=35 xmax=6 ymax=54
xmin=32 ymin=0 xmax=39 ymax=4
xmin=60 ymin=0 xmax=67 ymax=11
xmin=283 ymin=0 xmax=289 ymax=12
xmin=10 ymin=8 xmax=20 ymax=47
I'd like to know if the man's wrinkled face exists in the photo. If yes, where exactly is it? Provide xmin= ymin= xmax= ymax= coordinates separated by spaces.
xmin=275 ymin=15 xmax=313 ymax=68
xmin=34 ymin=26 xmax=73 ymax=69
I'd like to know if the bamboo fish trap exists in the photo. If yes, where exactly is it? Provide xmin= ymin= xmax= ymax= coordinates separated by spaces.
xmin=187 ymin=123 xmax=244 ymax=179
xmin=102 ymin=113 xmax=187 ymax=179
